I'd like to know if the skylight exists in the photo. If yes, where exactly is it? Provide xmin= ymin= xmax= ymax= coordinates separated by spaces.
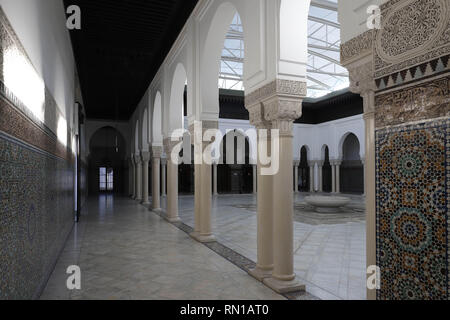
xmin=218 ymin=0 xmax=349 ymax=97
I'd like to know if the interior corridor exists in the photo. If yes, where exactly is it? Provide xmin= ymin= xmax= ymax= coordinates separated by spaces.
xmin=40 ymin=195 xmax=285 ymax=300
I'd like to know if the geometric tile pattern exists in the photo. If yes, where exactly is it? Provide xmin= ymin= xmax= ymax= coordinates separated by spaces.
xmin=0 ymin=132 xmax=75 ymax=299
xmin=375 ymin=55 xmax=450 ymax=91
xmin=375 ymin=118 xmax=449 ymax=300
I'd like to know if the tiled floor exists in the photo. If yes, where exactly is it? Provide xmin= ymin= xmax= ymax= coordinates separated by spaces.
xmin=175 ymin=193 xmax=367 ymax=300
xmin=40 ymin=195 xmax=285 ymax=300
xmin=41 ymin=193 xmax=366 ymax=300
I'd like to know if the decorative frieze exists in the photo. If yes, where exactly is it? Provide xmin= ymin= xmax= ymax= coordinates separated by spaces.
xmin=374 ymin=0 xmax=450 ymax=79
xmin=244 ymin=79 xmax=307 ymax=108
xmin=340 ymin=30 xmax=374 ymax=66
xmin=375 ymin=76 xmax=450 ymax=128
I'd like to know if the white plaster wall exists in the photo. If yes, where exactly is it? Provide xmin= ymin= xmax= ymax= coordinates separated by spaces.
xmin=85 ymin=120 xmax=131 ymax=158
xmin=293 ymin=115 xmax=365 ymax=160
xmin=0 ymin=0 xmax=76 ymax=129
xmin=178 ymin=114 xmax=365 ymax=164
xmin=338 ymin=0 xmax=387 ymax=43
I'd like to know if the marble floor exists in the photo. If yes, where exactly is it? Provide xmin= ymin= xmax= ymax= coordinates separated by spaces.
xmin=40 ymin=195 xmax=285 ymax=300
xmin=173 ymin=193 xmax=367 ymax=300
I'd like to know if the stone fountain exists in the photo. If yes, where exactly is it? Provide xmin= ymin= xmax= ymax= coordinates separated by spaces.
xmin=304 ymin=195 xmax=351 ymax=213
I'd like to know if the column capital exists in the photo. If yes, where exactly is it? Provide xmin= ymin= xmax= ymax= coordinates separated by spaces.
xmin=188 ymin=120 xmax=219 ymax=144
xmin=140 ymin=151 xmax=151 ymax=162
xmin=134 ymin=154 xmax=142 ymax=165
xmin=151 ymin=146 xmax=163 ymax=159
xmin=245 ymin=79 xmax=306 ymax=132
xmin=163 ymin=138 xmax=179 ymax=154
xmin=316 ymin=160 xmax=324 ymax=166
xmin=307 ymin=160 xmax=316 ymax=167
xmin=161 ymin=157 xmax=167 ymax=166
xmin=330 ymin=159 xmax=342 ymax=166
xmin=264 ymin=96 xmax=303 ymax=136
xmin=293 ymin=160 xmax=300 ymax=167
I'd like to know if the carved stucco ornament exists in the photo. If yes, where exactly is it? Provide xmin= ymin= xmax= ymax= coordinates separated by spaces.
xmin=376 ymin=0 xmax=449 ymax=64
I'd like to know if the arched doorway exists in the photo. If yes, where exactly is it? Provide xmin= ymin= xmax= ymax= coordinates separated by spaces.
xmin=299 ymin=146 xmax=310 ymax=192
xmin=88 ymin=126 xmax=127 ymax=194
xmin=218 ymin=130 xmax=252 ymax=194
xmin=340 ymin=133 xmax=363 ymax=194
xmin=322 ymin=145 xmax=332 ymax=192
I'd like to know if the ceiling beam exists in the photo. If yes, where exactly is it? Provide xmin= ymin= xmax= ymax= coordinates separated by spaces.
xmin=307 ymin=69 xmax=348 ymax=77
xmin=308 ymin=44 xmax=340 ymax=52
xmin=308 ymin=15 xmax=340 ymax=28
xmin=308 ymin=49 xmax=341 ymax=65
xmin=310 ymin=0 xmax=338 ymax=11
xmin=307 ymin=75 xmax=332 ymax=90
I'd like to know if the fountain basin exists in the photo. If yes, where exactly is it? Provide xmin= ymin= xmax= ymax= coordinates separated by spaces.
xmin=304 ymin=195 xmax=351 ymax=213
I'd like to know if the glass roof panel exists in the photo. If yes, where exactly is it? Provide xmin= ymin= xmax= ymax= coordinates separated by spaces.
xmin=219 ymin=1 xmax=348 ymax=97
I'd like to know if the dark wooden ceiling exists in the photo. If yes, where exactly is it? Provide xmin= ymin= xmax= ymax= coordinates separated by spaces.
xmin=64 ymin=0 xmax=198 ymax=120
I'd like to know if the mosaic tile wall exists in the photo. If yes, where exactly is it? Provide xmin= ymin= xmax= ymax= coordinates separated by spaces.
xmin=0 ymin=6 xmax=76 ymax=299
xmin=376 ymin=118 xmax=449 ymax=300
xmin=0 ymin=132 xmax=75 ymax=299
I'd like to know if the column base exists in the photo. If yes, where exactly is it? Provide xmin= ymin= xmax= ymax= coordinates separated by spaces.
xmin=190 ymin=232 xmax=216 ymax=243
xmin=141 ymin=201 xmax=150 ymax=205
xmin=165 ymin=216 xmax=181 ymax=223
xmin=263 ymin=276 xmax=305 ymax=294
xmin=151 ymin=207 xmax=162 ymax=212
xmin=135 ymin=198 xmax=142 ymax=202
xmin=248 ymin=266 xmax=273 ymax=281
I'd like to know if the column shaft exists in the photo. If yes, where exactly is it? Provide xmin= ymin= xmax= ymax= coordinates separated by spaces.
xmin=161 ymin=161 xmax=166 ymax=197
xmin=331 ymin=164 xmax=336 ymax=193
xmin=135 ymin=160 xmax=142 ymax=201
xmin=152 ymin=157 xmax=161 ymax=210
xmin=141 ymin=160 xmax=149 ymax=204
xmin=309 ymin=164 xmax=314 ymax=192
xmin=166 ymin=160 xmax=180 ymax=222
xmin=294 ymin=164 xmax=299 ymax=193
xmin=336 ymin=163 xmax=341 ymax=193
xmin=249 ymin=130 xmax=273 ymax=280
xmin=213 ymin=163 xmax=218 ymax=195
xmin=252 ymin=164 xmax=257 ymax=194
xmin=318 ymin=165 xmax=323 ymax=192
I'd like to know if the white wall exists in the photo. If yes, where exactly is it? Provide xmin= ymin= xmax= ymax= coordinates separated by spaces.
xmin=293 ymin=115 xmax=365 ymax=160
xmin=0 ymin=0 xmax=76 ymax=138
xmin=338 ymin=0 xmax=386 ymax=43
xmin=85 ymin=120 xmax=131 ymax=158
xmin=180 ymin=114 xmax=365 ymax=164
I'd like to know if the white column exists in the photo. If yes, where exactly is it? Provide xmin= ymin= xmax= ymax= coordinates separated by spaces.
xmin=248 ymin=124 xmax=273 ymax=281
xmin=252 ymin=164 xmax=257 ymax=194
xmin=161 ymin=158 xmax=167 ymax=197
xmin=331 ymin=162 xmax=336 ymax=193
xmin=308 ymin=161 xmax=315 ymax=193
xmin=318 ymin=160 xmax=324 ymax=192
xmin=151 ymin=147 xmax=162 ymax=211
xmin=135 ymin=155 xmax=142 ymax=201
xmin=361 ymin=159 xmax=365 ymax=196
xmin=261 ymin=94 xmax=305 ymax=294
xmin=131 ymin=155 xmax=136 ymax=199
xmin=164 ymin=141 xmax=180 ymax=222
xmin=294 ymin=161 xmax=299 ymax=193
xmin=213 ymin=162 xmax=218 ymax=195
xmin=190 ymin=122 xmax=216 ymax=243
xmin=335 ymin=160 xmax=342 ymax=194
xmin=141 ymin=151 xmax=150 ymax=205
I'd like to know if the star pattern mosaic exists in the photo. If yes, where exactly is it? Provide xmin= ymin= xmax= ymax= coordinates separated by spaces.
xmin=376 ymin=119 xmax=449 ymax=300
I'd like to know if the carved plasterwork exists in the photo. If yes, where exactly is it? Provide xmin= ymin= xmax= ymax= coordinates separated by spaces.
xmin=151 ymin=147 xmax=163 ymax=159
xmin=263 ymin=96 xmax=302 ymax=135
xmin=340 ymin=30 xmax=374 ymax=66
xmin=374 ymin=0 xmax=450 ymax=78
xmin=244 ymin=79 xmax=307 ymax=108
xmin=375 ymin=75 xmax=450 ymax=128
